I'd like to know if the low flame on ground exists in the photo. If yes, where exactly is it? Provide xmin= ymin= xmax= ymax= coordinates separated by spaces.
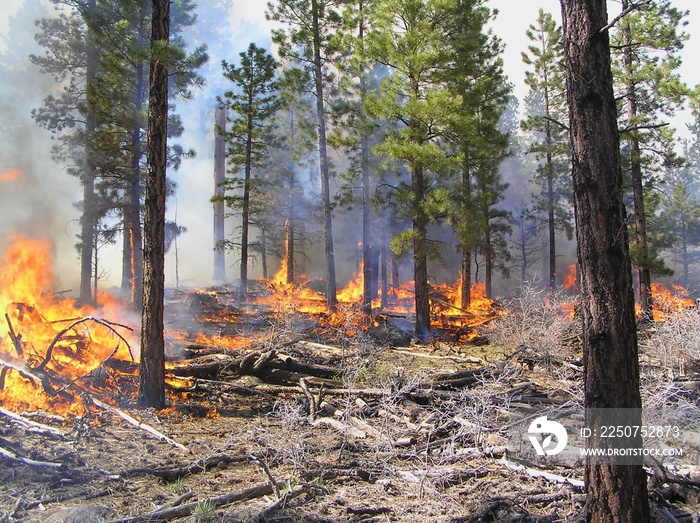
xmin=0 ymin=236 xmax=135 ymax=415
xmin=649 ymin=283 xmax=696 ymax=321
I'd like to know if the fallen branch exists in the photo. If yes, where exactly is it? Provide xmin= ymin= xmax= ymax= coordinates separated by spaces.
xmin=0 ymin=407 xmax=67 ymax=437
xmin=0 ymin=444 xmax=63 ymax=468
xmin=88 ymin=396 xmax=189 ymax=453
xmin=499 ymin=458 xmax=584 ymax=488
xmin=244 ymin=485 xmax=313 ymax=523
xmin=115 ymin=453 xmax=250 ymax=480
xmin=153 ymin=490 xmax=194 ymax=512
xmin=105 ymin=482 xmax=276 ymax=523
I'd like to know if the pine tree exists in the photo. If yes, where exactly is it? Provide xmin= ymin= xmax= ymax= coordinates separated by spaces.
xmin=31 ymin=1 xmax=101 ymax=304
xmin=561 ymin=0 xmax=650 ymax=519
xmin=611 ymin=0 xmax=691 ymax=319
xmin=365 ymin=0 xmax=460 ymax=340
xmin=520 ymin=8 xmax=572 ymax=291
xmin=267 ymin=0 xmax=343 ymax=310
xmin=139 ymin=0 xmax=170 ymax=409
xmin=219 ymin=43 xmax=278 ymax=296
xmin=441 ymin=0 xmax=510 ymax=307
xmin=31 ymin=0 xmax=207 ymax=305
xmin=257 ymin=65 xmax=318 ymax=282
xmin=331 ymin=0 xmax=381 ymax=314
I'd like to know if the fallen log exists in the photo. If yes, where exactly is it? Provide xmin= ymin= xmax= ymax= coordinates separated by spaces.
xmin=498 ymin=457 xmax=584 ymax=488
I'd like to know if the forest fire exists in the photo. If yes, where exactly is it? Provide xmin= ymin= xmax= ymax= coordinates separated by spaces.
xmin=0 ymin=236 xmax=135 ymax=415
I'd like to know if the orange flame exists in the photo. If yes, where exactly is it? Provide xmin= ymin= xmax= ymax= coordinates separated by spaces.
xmin=0 ymin=236 xmax=135 ymax=415
xmin=562 ymin=264 xmax=578 ymax=292
xmin=649 ymin=282 xmax=696 ymax=321
xmin=0 ymin=169 xmax=22 ymax=183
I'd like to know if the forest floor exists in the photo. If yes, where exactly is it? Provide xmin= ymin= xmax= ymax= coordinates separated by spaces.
xmin=2 ymin=285 xmax=700 ymax=523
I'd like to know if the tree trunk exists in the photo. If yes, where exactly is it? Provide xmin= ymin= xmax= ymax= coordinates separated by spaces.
xmin=359 ymin=4 xmax=373 ymax=315
xmin=240 ymin=110 xmax=253 ymax=297
xmin=311 ymin=0 xmax=337 ymax=311
xmin=213 ymin=105 xmax=227 ymax=283
xmin=121 ymin=4 xmax=148 ymax=308
xmin=460 ymin=155 xmax=472 ymax=310
xmin=560 ymin=1 xmax=650 ymax=521
xmin=621 ymin=2 xmax=653 ymax=320
xmin=79 ymin=0 xmax=97 ymax=305
xmin=139 ymin=0 xmax=170 ymax=410
xmin=544 ymin=85 xmax=557 ymax=292
xmin=484 ymin=217 xmax=492 ymax=299
xmin=412 ymin=163 xmax=431 ymax=342
xmin=460 ymin=246 xmax=471 ymax=310
xmin=547 ymin=146 xmax=556 ymax=291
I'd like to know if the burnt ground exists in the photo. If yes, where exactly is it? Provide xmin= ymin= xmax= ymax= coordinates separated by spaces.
xmin=1 ymin=288 xmax=700 ymax=523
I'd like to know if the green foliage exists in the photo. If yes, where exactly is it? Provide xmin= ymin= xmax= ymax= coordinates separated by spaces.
xmin=219 ymin=43 xmax=278 ymax=185
xmin=31 ymin=0 xmax=207 ymax=296
xmin=519 ymin=9 xmax=573 ymax=286
xmin=610 ymin=0 xmax=692 ymax=284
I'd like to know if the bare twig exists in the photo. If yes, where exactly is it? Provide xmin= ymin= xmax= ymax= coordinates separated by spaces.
xmin=5 ymin=313 xmax=23 ymax=356
xmin=599 ymin=0 xmax=653 ymax=33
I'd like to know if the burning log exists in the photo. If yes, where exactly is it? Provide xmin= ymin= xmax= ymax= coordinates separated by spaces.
xmin=5 ymin=312 xmax=24 ymax=356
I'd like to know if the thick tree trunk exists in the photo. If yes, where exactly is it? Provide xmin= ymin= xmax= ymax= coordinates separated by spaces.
xmin=139 ymin=0 xmax=170 ymax=409
xmin=311 ymin=0 xmax=337 ymax=311
xmin=560 ymin=1 xmax=650 ymax=521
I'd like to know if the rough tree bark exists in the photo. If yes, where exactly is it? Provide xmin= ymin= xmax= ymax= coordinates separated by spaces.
xmin=560 ymin=1 xmax=650 ymax=521
xmin=139 ymin=0 xmax=169 ymax=409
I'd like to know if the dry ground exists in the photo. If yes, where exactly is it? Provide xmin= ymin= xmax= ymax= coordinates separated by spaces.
xmin=2 ymin=286 xmax=700 ymax=523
